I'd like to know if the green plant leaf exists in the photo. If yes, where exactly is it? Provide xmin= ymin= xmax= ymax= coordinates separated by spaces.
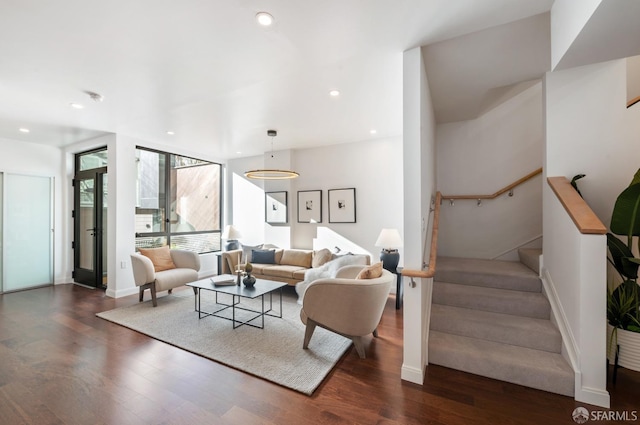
xmin=610 ymin=182 xmax=640 ymax=237
xmin=630 ymin=168 xmax=640 ymax=187
xmin=607 ymin=233 xmax=639 ymax=279
xmin=608 ymin=280 xmax=638 ymax=330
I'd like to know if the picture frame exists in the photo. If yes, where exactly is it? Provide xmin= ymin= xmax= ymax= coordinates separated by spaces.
xmin=328 ymin=188 xmax=356 ymax=223
xmin=297 ymin=190 xmax=322 ymax=223
xmin=265 ymin=191 xmax=288 ymax=224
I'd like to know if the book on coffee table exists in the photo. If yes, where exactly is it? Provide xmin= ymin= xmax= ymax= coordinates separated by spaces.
xmin=210 ymin=275 xmax=236 ymax=286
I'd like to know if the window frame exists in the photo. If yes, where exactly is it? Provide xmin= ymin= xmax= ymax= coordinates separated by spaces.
xmin=135 ymin=146 xmax=223 ymax=254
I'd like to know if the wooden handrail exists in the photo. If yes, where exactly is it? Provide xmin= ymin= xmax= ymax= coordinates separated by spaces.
xmin=442 ymin=167 xmax=542 ymax=200
xmin=627 ymin=96 xmax=640 ymax=108
xmin=547 ymin=176 xmax=606 ymax=235
xmin=402 ymin=191 xmax=441 ymax=279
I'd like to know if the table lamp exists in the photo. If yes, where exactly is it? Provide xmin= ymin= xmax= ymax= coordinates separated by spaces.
xmin=221 ymin=225 xmax=242 ymax=250
xmin=374 ymin=228 xmax=403 ymax=272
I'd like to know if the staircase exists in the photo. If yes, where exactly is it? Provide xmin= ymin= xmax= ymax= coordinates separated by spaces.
xmin=429 ymin=249 xmax=575 ymax=397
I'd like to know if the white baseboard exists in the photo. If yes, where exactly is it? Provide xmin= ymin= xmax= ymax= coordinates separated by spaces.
xmin=401 ymin=364 xmax=425 ymax=385
xmin=105 ymin=286 xmax=138 ymax=298
xmin=541 ymin=265 xmax=579 ymax=372
xmin=575 ymin=371 xmax=611 ymax=408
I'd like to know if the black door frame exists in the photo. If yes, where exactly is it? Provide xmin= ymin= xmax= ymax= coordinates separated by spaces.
xmin=73 ymin=167 xmax=107 ymax=288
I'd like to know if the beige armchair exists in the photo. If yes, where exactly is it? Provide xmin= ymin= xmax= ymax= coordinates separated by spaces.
xmin=300 ymin=264 xmax=394 ymax=358
xmin=130 ymin=249 xmax=200 ymax=307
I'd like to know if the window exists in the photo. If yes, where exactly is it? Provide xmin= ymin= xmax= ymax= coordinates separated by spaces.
xmin=135 ymin=147 xmax=222 ymax=253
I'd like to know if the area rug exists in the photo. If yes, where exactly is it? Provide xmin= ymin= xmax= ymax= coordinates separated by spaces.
xmin=96 ymin=290 xmax=352 ymax=395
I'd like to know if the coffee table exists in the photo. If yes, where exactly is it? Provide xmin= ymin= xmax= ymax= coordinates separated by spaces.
xmin=187 ymin=275 xmax=288 ymax=329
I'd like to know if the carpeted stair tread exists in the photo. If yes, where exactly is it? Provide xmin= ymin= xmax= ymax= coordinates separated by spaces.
xmin=428 ymin=331 xmax=574 ymax=397
xmin=430 ymin=304 xmax=562 ymax=353
xmin=518 ymin=248 xmax=542 ymax=274
xmin=433 ymin=281 xmax=550 ymax=319
xmin=436 ymin=256 xmax=541 ymax=292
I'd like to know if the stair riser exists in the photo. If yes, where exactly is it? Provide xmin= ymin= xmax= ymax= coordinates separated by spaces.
xmin=430 ymin=312 xmax=562 ymax=353
xmin=433 ymin=283 xmax=550 ymax=319
xmin=435 ymin=270 xmax=541 ymax=292
xmin=429 ymin=346 xmax=574 ymax=397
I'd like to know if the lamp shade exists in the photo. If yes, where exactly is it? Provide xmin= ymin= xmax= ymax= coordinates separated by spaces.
xmin=221 ymin=225 xmax=242 ymax=240
xmin=374 ymin=228 xmax=403 ymax=249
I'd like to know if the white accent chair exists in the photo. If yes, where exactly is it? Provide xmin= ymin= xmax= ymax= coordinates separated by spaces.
xmin=300 ymin=264 xmax=394 ymax=358
xmin=130 ymin=249 xmax=200 ymax=307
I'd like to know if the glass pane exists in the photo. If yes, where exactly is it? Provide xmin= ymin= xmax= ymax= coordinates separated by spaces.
xmin=170 ymin=233 xmax=220 ymax=253
xmin=135 ymin=236 xmax=168 ymax=250
xmin=79 ymin=178 xmax=95 ymax=270
xmin=170 ymin=155 xmax=220 ymax=233
xmin=78 ymin=149 xmax=108 ymax=171
xmin=136 ymin=149 xmax=166 ymax=233
xmin=4 ymin=174 xmax=52 ymax=291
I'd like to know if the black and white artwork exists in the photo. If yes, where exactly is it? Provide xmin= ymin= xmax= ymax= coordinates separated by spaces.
xmin=328 ymin=188 xmax=356 ymax=223
xmin=297 ymin=190 xmax=322 ymax=223
xmin=265 ymin=191 xmax=288 ymax=224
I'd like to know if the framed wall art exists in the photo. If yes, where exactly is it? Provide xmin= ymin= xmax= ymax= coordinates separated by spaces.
xmin=265 ymin=191 xmax=288 ymax=224
xmin=297 ymin=190 xmax=322 ymax=223
xmin=328 ymin=188 xmax=356 ymax=223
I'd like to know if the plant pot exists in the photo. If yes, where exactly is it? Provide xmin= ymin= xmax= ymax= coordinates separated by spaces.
xmin=608 ymin=324 xmax=640 ymax=372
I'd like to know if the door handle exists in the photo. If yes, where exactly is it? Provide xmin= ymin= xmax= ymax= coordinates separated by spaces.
xmin=86 ymin=228 xmax=96 ymax=236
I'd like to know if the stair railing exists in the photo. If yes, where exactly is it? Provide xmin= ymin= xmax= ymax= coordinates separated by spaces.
xmin=403 ymin=191 xmax=441 ymax=282
xmin=628 ymin=96 xmax=640 ymax=109
xmin=442 ymin=167 xmax=542 ymax=206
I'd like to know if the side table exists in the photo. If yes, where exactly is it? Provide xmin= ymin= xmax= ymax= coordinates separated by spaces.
xmin=395 ymin=267 xmax=403 ymax=309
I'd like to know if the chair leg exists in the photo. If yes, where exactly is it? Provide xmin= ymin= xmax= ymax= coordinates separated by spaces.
xmin=303 ymin=320 xmax=317 ymax=349
xmin=168 ymin=289 xmax=172 ymax=294
xmin=150 ymin=282 xmax=157 ymax=307
xmin=139 ymin=286 xmax=145 ymax=303
xmin=373 ymin=328 xmax=379 ymax=338
xmin=352 ymin=336 xmax=366 ymax=359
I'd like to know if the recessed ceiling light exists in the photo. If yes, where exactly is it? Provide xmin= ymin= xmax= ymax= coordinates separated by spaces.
xmin=370 ymin=129 xmax=377 ymax=134
xmin=256 ymin=12 xmax=274 ymax=26
xmin=166 ymin=131 xmax=175 ymax=135
xmin=329 ymin=90 xmax=340 ymax=97
xmin=236 ymin=151 xmax=242 ymax=154
xmin=19 ymin=128 xmax=30 ymax=133
xmin=69 ymin=102 xmax=84 ymax=109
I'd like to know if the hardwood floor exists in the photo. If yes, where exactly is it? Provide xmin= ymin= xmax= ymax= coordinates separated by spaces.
xmin=0 ymin=284 xmax=638 ymax=425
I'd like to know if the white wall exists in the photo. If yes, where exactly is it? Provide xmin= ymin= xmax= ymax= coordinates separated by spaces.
xmin=437 ymin=82 xmax=543 ymax=259
xmin=542 ymin=58 xmax=640 ymax=408
xmin=551 ymin=0 xmax=602 ymax=69
xmin=0 ymin=137 xmax=64 ymax=284
xmin=545 ymin=59 xmax=640 ymax=225
xmin=226 ymin=136 xmax=404 ymax=262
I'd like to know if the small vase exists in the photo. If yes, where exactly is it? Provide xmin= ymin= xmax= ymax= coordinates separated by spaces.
xmin=243 ymin=273 xmax=256 ymax=288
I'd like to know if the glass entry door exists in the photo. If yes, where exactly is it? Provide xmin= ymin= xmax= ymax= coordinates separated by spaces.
xmin=73 ymin=168 xmax=107 ymax=288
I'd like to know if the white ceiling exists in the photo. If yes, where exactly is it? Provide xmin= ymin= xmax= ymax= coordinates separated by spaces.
xmin=0 ymin=0 xmax=554 ymax=159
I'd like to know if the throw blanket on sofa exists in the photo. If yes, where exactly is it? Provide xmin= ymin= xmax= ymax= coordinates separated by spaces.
xmin=295 ymin=255 xmax=366 ymax=304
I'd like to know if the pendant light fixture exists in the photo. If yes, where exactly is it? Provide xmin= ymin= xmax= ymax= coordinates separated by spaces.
xmin=244 ymin=130 xmax=299 ymax=180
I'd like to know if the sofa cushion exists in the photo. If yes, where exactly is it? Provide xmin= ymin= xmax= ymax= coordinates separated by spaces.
xmin=356 ymin=262 xmax=383 ymax=279
xmin=281 ymin=249 xmax=313 ymax=268
xmin=154 ymin=268 xmax=198 ymax=291
xmin=262 ymin=265 xmax=308 ymax=279
xmin=138 ymin=246 xmax=176 ymax=272
xmin=293 ymin=269 xmax=307 ymax=281
xmin=251 ymin=249 xmax=276 ymax=264
xmin=312 ymin=248 xmax=332 ymax=268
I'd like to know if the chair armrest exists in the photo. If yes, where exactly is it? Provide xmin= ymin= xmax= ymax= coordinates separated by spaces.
xmin=170 ymin=249 xmax=201 ymax=271
xmin=221 ymin=249 xmax=242 ymax=274
xmin=130 ymin=254 xmax=155 ymax=286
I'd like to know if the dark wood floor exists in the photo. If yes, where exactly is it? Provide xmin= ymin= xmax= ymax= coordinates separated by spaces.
xmin=0 ymin=285 xmax=638 ymax=425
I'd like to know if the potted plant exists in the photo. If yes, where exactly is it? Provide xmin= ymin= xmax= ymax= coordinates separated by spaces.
xmin=606 ymin=169 xmax=640 ymax=372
